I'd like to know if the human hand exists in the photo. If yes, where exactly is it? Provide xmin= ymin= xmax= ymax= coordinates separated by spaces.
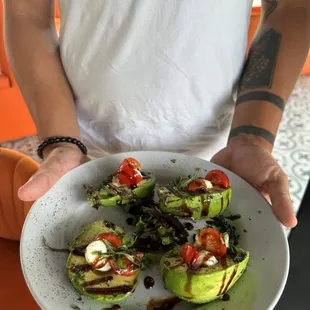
xmin=18 ymin=144 xmax=89 ymax=201
xmin=211 ymin=135 xmax=297 ymax=228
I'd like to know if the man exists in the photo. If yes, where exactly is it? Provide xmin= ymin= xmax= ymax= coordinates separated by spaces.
xmin=4 ymin=0 xmax=310 ymax=228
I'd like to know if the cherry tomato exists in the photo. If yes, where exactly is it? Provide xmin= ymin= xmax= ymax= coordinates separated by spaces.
xmin=116 ymin=172 xmax=134 ymax=186
xmin=95 ymin=233 xmax=122 ymax=248
xmin=186 ymin=178 xmax=208 ymax=192
xmin=180 ymin=243 xmax=200 ymax=264
xmin=108 ymin=257 xmax=140 ymax=277
xmin=116 ymin=165 xmax=143 ymax=186
xmin=117 ymin=158 xmax=141 ymax=172
xmin=122 ymin=165 xmax=143 ymax=183
xmin=205 ymin=170 xmax=229 ymax=188
xmin=195 ymin=228 xmax=227 ymax=258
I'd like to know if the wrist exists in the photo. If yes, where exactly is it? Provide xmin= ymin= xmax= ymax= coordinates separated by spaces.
xmin=42 ymin=143 xmax=83 ymax=160
xmin=228 ymin=133 xmax=273 ymax=153
xmin=37 ymin=136 xmax=88 ymax=160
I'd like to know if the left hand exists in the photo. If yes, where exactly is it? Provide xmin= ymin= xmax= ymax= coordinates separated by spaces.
xmin=211 ymin=135 xmax=297 ymax=228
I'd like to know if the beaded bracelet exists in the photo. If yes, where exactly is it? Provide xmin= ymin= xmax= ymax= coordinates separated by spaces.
xmin=37 ymin=136 xmax=88 ymax=159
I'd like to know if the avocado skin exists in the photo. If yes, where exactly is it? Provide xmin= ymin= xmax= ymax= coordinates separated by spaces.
xmin=87 ymin=176 xmax=156 ymax=208
xmin=66 ymin=220 xmax=139 ymax=303
xmin=158 ymin=186 xmax=232 ymax=219
xmin=160 ymin=248 xmax=249 ymax=304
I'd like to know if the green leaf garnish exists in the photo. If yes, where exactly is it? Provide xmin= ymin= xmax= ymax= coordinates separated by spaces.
xmin=174 ymin=172 xmax=200 ymax=190
xmin=92 ymin=240 xmax=143 ymax=268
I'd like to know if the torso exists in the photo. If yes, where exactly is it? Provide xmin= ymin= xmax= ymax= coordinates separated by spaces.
xmin=58 ymin=0 xmax=253 ymax=159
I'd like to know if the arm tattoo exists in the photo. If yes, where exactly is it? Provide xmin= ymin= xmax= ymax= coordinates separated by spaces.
xmin=239 ymin=28 xmax=282 ymax=91
xmin=263 ymin=0 xmax=278 ymax=21
xmin=236 ymin=91 xmax=285 ymax=112
xmin=229 ymin=126 xmax=275 ymax=145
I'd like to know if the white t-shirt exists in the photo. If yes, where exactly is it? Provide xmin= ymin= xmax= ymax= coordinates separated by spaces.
xmin=58 ymin=0 xmax=253 ymax=160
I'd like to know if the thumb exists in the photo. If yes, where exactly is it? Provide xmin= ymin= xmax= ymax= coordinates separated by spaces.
xmin=18 ymin=170 xmax=60 ymax=202
xmin=18 ymin=145 xmax=89 ymax=202
xmin=267 ymin=173 xmax=297 ymax=228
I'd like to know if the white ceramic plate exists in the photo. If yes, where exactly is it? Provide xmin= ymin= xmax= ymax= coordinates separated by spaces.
xmin=20 ymin=151 xmax=289 ymax=310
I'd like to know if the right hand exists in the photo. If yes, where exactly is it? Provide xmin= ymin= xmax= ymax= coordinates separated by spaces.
xmin=18 ymin=144 xmax=89 ymax=201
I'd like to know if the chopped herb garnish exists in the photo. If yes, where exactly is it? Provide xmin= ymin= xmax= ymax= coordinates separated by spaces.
xmin=141 ymin=253 xmax=157 ymax=270
xmin=225 ymin=214 xmax=241 ymax=221
xmin=228 ymin=245 xmax=247 ymax=263
xmin=170 ymin=159 xmax=177 ymax=163
xmin=70 ymin=305 xmax=81 ymax=310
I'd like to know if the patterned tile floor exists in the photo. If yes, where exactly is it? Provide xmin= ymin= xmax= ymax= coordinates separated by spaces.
xmin=1 ymin=75 xmax=310 ymax=219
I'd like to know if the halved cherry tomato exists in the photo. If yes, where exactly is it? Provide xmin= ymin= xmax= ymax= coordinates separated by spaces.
xmin=95 ymin=233 xmax=122 ymax=248
xmin=117 ymin=158 xmax=141 ymax=172
xmin=180 ymin=243 xmax=200 ymax=264
xmin=116 ymin=172 xmax=133 ymax=186
xmin=116 ymin=165 xmax=143 ymax=186
xmin=194 ymin=228 xmax=226 ymax=258
xmin=116 ymin=172 xmax=134 ymax=186
xmin=186 ymin=178 xmax=208 ymax=192
xmin=116 ymin=170 xmax=143 ymax=186
xmin=108 ymin=257 xmax=140 ymax=277
xmin=205 ymin=170 xmax=229 ymax=188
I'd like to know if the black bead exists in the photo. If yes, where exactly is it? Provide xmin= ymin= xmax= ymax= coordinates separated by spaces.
xmin=36 ymin=136 xmax=88 ymax=159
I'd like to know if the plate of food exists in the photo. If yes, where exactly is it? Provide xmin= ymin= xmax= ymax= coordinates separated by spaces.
xmin=20 ymin=151 xmax=289 ymax=310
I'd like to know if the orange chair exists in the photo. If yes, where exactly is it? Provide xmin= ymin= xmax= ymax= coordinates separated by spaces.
xmin=0 ymin=148 xmax=40 ymax=309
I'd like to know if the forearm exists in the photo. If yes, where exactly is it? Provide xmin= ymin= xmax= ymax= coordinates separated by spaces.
xmin=230 ymin=0 xmax=310 ymax=151
xmin=4 ymin=2 xmax=80 ymax=140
